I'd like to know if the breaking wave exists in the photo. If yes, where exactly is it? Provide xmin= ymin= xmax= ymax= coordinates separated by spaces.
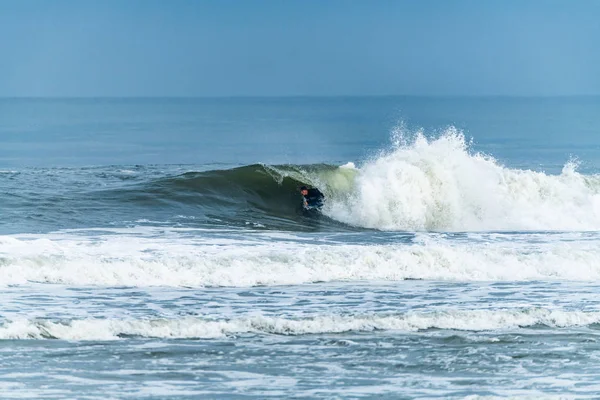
xmin=3 ymin=232 xmax=600 ymax=287
xmin=112 ymin=127 xmax=600 ymax=232
xmin=2 ymin=308 xmax=597 ymax=340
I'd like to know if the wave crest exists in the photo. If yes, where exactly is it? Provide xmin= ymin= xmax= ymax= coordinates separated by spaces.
xmin=3 ymin=233 xmax=600 ymax=287
xmin=2 ymin=307 xmax=597 ymax=340
xmin=325 ymin=128 xmax=600 ymax=231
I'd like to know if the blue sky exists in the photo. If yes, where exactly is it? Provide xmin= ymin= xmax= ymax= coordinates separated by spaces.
xmin=0 ymin=0 xmax=599 ymax=96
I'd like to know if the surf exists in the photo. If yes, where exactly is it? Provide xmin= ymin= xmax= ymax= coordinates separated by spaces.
xmin=111 ymin=126 xmax=600 ymax=232
xmin=3 ymin=231 xmax=600 ymax=287
xmin=2 ymin=307 xmax=599 ymax=340
xmin=8 ymin=126 xmax=600 ymax=233
xmin=324 ymin=128 xmax=600 ymax=231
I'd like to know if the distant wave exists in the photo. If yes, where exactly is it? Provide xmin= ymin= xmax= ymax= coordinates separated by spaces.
xmin=2 ymin=307 xmax=597 ymax=340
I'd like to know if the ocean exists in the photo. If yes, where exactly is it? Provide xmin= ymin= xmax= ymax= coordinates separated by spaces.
xmin=2 ymin=96 xmax=600 ymax=399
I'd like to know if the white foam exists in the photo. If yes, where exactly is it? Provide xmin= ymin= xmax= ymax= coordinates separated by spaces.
xmin=339 ymin=162 xmax=356 ymax=169
xmin=2 ymin=233 xmax=600 ymax=287
xmin=1 ymin=308 xmax=597 ymax=340
xmin=318 ymin=128 xmax=600 ymax=231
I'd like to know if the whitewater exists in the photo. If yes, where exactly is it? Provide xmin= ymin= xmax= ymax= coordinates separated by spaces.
xmin=3 ymin=96 xmax=600 ymax=399
xmin=324 ymin=129 xmax=600 ymax=231
xmin=4 ymin=229 xmax=600 ymax=287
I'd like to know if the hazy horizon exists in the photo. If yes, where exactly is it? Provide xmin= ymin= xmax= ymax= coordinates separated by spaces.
xmin=1 ymin=0 xmax=599 ymax=97
xmin=3 ymin=94 xmax=600 ymax=100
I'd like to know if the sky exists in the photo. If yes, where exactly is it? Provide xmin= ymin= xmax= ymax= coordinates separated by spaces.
xmin=0 ymin=0 xmax=599 ymax=97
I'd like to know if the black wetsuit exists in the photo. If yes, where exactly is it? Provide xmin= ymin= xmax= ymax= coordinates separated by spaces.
xmin=302 ymin=188 xmax=325 ymax=210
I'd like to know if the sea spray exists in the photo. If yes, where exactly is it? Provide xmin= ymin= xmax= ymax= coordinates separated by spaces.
xmin=324 ymin=127 xmax=600 ymax=231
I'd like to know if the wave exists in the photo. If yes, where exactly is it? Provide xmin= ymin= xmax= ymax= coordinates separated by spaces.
xmin=2 ymin=308 xmax=597 ymax=340
xmin=327 ymin=128 xmax=600 ymax=231
xmin=109 ymin=162 xmax=359 ymax=231
xmin=104 ymin=127 xmax=600 ymax=232
xmin=4 ymin=127 xmax=600 ymax=234
xmin=3 ymin=233 xmax=600 ymax=287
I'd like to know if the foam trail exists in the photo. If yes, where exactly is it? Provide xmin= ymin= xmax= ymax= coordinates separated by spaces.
xmin=1 ymin=308 xmax=598 ymax=340
xmin=323 ymin=128 xmax=600 ymax=231
xmin=3 ymin=233 xmax=600 ymax=287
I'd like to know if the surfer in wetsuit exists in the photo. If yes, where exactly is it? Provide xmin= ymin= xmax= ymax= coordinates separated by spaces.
xmin=300 ymin=186 xmax=325 ymax=210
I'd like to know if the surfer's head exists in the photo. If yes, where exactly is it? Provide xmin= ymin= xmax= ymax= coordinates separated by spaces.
xmin=300 ymin=186 xmax=308 ymax=196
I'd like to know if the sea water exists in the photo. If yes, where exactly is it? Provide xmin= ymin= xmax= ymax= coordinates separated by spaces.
xmin=2 ymin=96 xmax=600 ymax=398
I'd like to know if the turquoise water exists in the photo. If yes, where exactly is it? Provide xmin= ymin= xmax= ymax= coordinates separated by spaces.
xmin=2 ymin=97 xmax=600 ymax=398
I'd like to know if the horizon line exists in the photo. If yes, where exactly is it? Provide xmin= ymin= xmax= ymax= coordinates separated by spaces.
xmin=1 ymin=94 xmax=600 ymax=100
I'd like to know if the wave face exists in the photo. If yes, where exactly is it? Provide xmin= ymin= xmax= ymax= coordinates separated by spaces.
xmin=129 ymin=162 xmax=359 ymax=231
